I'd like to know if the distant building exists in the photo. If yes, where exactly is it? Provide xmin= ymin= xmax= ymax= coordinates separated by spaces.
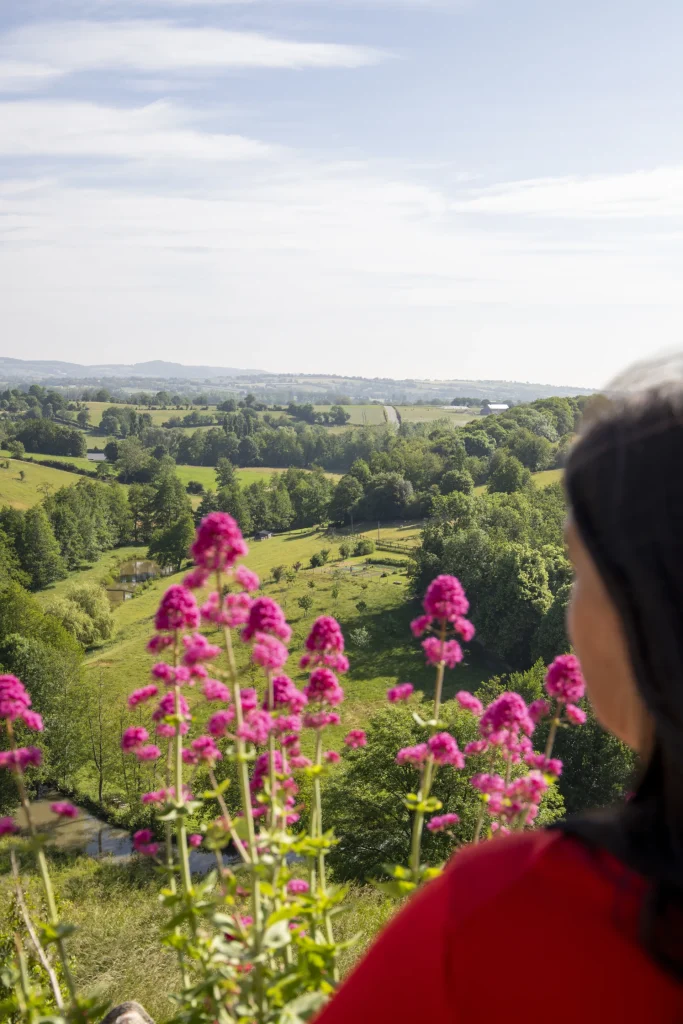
xmin=480 ymin=403 xmax=510 ymax=415
xmin=255 ymin=530 xmax=273 ymax=541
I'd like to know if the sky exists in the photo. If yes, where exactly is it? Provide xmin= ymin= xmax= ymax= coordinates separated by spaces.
xmin=1 ymin=1 xmax=683 ymax=387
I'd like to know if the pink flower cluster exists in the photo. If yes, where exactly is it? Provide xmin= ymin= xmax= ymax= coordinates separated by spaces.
xmin=0 ymin=747 xmax=42 ymax=772
xmin=545 ymin=654 xmax=585 ymax=704
xmin=121 ymin=726 xmax=161 ymax=762
xmin=387 ymin=683 xmax=413 ymax=702
xmin=154 ymin=585 xmax=200 ymax=633
xmin=477 ymin=692 xmax=535 ymax=760
xmin=411 ymin=575 xmax=475 ymax=641
xmin=304 ymin=668 xmax=344 ymax=706
xmin=344 ymin=729 xmax=367 ymax=749
xmin=201 ymin=590 xmax=253 ymax=629
xmin=300 ymin=616 xmax=349 ymax=674
xmin=133 ymin=829 xmax=160 ymax=857
xmin=426 ymin=812 xmax=459 ymax=833
xmin=51 ymin=801 xmax=78 ymax=819
xmin=191 ymin=512 xmax=249 ymax=575
xmin=0 ymin=675 xmax=43 ymax=731
xmin=242 ymin=597 xmax=291 ymax=644
xmin=455 ymin=691 xmax=483 ymax=716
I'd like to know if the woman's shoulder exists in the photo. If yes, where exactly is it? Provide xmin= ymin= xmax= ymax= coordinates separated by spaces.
xmin=441 ymin=828 xmax=635 ymax=926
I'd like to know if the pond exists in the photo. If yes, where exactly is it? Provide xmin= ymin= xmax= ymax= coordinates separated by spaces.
xmin=14 ymin=796 xmax=220 ymax=874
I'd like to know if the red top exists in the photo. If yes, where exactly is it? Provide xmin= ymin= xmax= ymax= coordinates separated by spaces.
xmin=315 ymin=831 xmax=683 ymax=1023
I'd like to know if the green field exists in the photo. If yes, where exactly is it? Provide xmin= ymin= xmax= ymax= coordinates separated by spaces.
xmin=174 ymin=464 xmax=342 ymax=491
xmin=84 ymin=402 xmax=222 ymax=429
xmin=0 ymin=449 xmax=97 ymax=473
xmin=395 ymin=405 xmax=477 ymax=426
xmin=0 ymin=457 xmax=90 ymax=509
xmin=313 ymin=404 xmax=387 ymax=426
xmin=474 ymin=467 xmax=563 ymax=495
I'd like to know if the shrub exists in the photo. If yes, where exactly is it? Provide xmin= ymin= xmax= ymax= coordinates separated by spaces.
xmin=354 ymin=538 xmax=375 ymax=556
xmin=186 ymin=480 xmax=204 ymax=494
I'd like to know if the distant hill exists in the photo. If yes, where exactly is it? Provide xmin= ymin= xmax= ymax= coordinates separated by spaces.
xmin=0 ymin=358 xmax=258 ymax=380
xmin=0 ymin=357 xmax=594 ymax=404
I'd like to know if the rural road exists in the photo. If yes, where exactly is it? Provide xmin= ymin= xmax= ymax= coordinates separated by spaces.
xmin=384 ymin=405 xmax=400 ymax=426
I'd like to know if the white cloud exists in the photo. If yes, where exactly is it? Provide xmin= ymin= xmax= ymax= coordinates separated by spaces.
xmin=454 ymin=166 xmax=683 ymax=219
xmin=0 ymin=100 xmax=274 ymax=162
xmin=0 ymin=20 xmax=387 ymax=87
xmin=0 ymin=60 xmax=62 ymax=92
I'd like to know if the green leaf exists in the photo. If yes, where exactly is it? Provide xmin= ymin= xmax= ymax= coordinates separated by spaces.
xmin=370 ymin=878 xmax=416 ymax=898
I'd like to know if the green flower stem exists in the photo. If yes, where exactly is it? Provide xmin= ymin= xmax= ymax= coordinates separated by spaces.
xmin=544 ymin=700 xmax=562 ymax=758
xmin=410 ymin=758 xmax=435 ymax=880
xmin=6 ymin=719 xmax=77 ymax=1005
xmin=432 ymin=621 xmax=448 ymax=724
xmin=10 ymin=850 xmax=64 ymax=1011
xmin=218 ymin=585 xmax=265 ymax=1022
xmin=172 ymin=636 xmax=193 ymax=901
xmin=312 ymin=728 xmax=337 ymax=980
xmin=208 ymin=768 xmax=250 ymax=864
xmin=266 ymin=671 xmax=278 ymax=830
xmin=13 ymin=934 xmax=36 ymax=1024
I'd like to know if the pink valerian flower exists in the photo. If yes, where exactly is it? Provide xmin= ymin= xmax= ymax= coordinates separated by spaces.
xmin=396 ymin=744 xmax=429 ymax=767
xmin=182 ymin=633 xmax=221 ymax=667
xmin=479 ymin=693 xmax=534 ymax=740
xmin=423 ymin=575 xmax=469 ymax=620
xmin=344 ymin=729 xmax=367 ymax=749
xmin=410 ymin=614 xmax=432 ymax=638
xmin=208 ymin=708 xmax=236 ymax=737
xmin=463 ymin=739 xmax=488 ymax=756
xmin=154 ymin=585 xmax=200 ymax=633
xmin=242 ymin=597 xmax=292 ymax=643
xmin=0 ymin=675 xmax=31 ymax=721
xmin=252 ymin=634 xmax=289 ymax=671
xmin=50 ymin=801 xmax=78 ymax=819
xmin=183 ymin=750 xmax=198 ymax=766
xmin=237 ymin=710 xmax=275 ymax=746
xmin=387 ymin=683 xmax=414 ymax=703
xmin=147 ymin=634 xmax=174 ymax=654
xmin=300 ymin=616 xmax=348 ymax=673
xmin=428 ymin=732 xmax=465 ymax=768
xmin=268 ymin=675 xmax=308 ymax=713
xmin=422 ymin=637 xmax=463 ymax=668
xmin=455 ymin=691 xmax=483 ymax=716
xmin=290 ymin=755 xmax=313 ymax=769
xmin=528 ymin=698 xmax=551 ymax=723
xmin=0 ymin=747 xmax=42 ymax=771
xmin=426 ymin=812 xmax=460 ymax=833
xmin=133 ymin=829 xmax=159 ymax=857
xmin=128 ymin=685 xmax=159 ymax=709
xmin=152 ymin=692 xmax=190 ymax=722
xmin=304 ymin=668 xmax=344 ymax=706
xmin=544 ymin=654 xmax=585 ymax=704
xmin=20 ymin=710 xmax=43 ymax=732
xmin=505 ymin=771 xmax=548 ymax=813
xmin=121 ymin=726 xmax=149 ymax=753
xmin=251 ymin=750 xmax=288 ymax=792
xmin=240 ymin=688 xmax=258 ymax=711
xmin=141 ymin=789 xmax=167 ymax=805
xmin=287 ymin=879 xmax=310 ymax=895
xmin=156 ymin=721 xmax=189 ymax=738
xmin=188 ymin=834 xmax=203 ymax=848
xmin=526 ymin=753 xmax=563 ymax=778
xmin=0 ymin=816 xmax=17 ymax=835
xmin=136 ymin=745 xmax=161 ymax=761
xmin=183 ymin=567 xmax=209 ymax=590
xmin=200 ymin=591 xmax=253 ymax=629
xmin=491 ymin=822 xmax=510 ymax=836
xmin=191 ymin=735 xmax=223 ymax=763
xmin=203 ymin=679 xmax=231 ymax=703
xmin=324 ymin=751 xmax=340 ymax=764
xmin=471 ymin=773 xmax=506 ymax=795
xmin=191 ymin=512 xmax=248 ymax=573
xmin=302 ymin=710 xmax=340 ymax=729
xmin=565 ymin=703 xmax=587 ymax=725
xmin=282 ymin=733 xmax=300 ymax=750
xmin=236 ymin=565 xmax=260 ymax=592
xmin=274 ymin=714 xmax=302 ymax=735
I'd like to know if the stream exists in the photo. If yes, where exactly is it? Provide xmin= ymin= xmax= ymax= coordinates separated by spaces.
xmin=14 ymin=796 xmax=220 ymax=873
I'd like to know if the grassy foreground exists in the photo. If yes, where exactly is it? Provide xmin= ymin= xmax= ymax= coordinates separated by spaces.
xmin=0 ymin=458 xmax=90 ymax=509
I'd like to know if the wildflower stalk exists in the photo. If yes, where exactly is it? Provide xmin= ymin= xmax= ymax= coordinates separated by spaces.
xmin=217 ymin=579 xmax=266 ymax=1022
xmin=311 ymin=727 xmax=337 ymax=977
xmin=5 ymin=719 xmax=77 ymax=1004
xmin=172 ymin=635 xmax=193 ymax=900
xmin=13 ymin=935 xmax=35 ymax=1024
xmin=10 ymin=850 xmax=64 ymax=1011
xmin=266 ymin=671 xmax=277 ymax=830
xmin=164 ymin=735 xmax=189 ymax=989
xmin=409 ymin=620 xmax=446 ymax=880
xmin=208 ymin=767 xmax=250 ymax=863
xmin=544 ymin=700 xmax=562 ymax=758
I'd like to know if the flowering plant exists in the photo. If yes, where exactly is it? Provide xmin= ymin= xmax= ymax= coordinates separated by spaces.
xmin=0 ymin=514 xmax=585 ymax=1023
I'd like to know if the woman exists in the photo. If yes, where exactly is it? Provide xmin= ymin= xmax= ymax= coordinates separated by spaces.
xmin=315 ymin=382 xmax=683 ymax=1021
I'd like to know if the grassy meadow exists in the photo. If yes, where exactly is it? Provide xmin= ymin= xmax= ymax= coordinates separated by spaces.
xmin=174 ymin=464 xmax=342 ymax=491
xmin=0 ymin=457 xmax=89 ymax=509
xmin=313 ymin=404 xmax=387 ymax=426
xmin=395 ymin=405 xmax=477 ymax=426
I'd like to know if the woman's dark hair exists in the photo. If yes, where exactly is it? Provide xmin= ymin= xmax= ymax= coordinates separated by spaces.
xmin=561 ymin=382 xmax=683 ymax=977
